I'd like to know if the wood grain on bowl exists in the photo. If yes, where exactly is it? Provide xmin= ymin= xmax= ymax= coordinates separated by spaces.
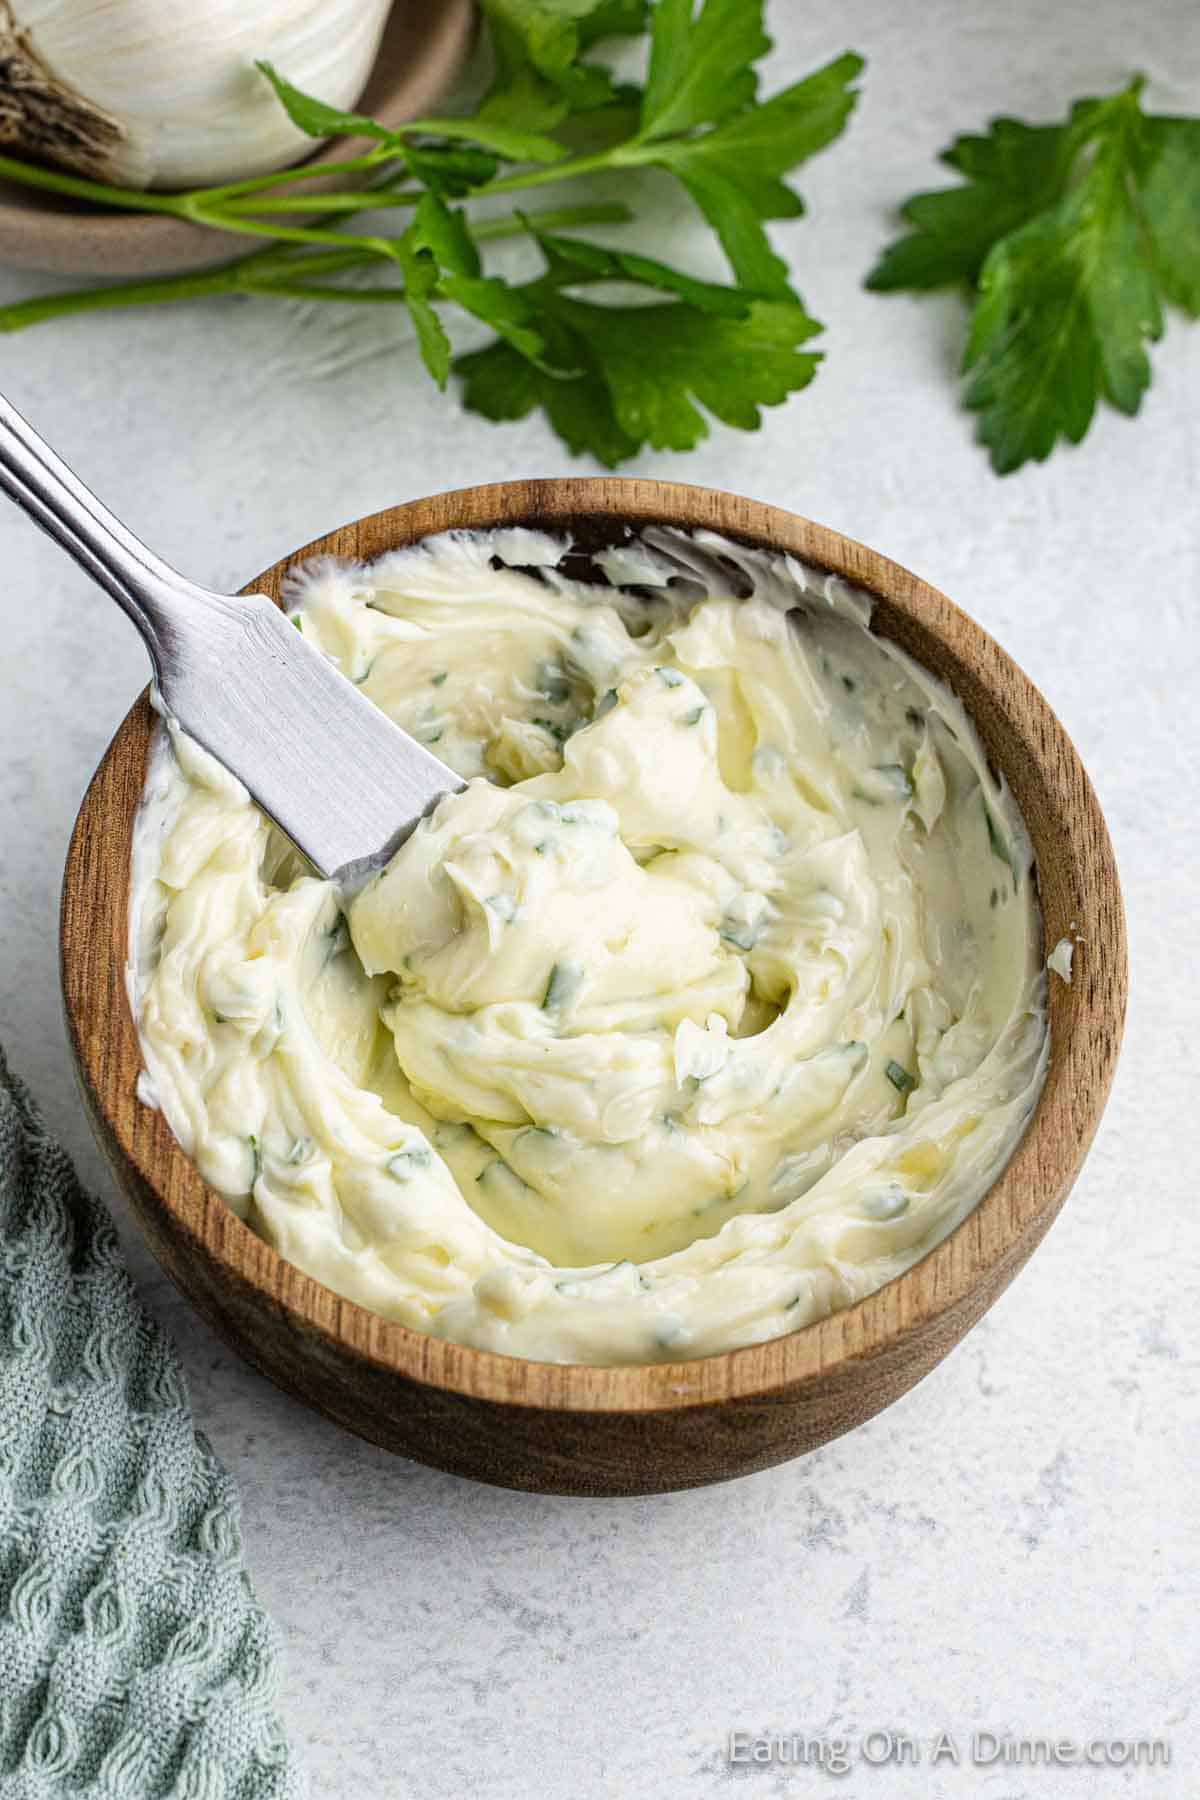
xmin=61 ymin=481 xmax=1127 ymax=1496
xmin=0 ymin=1 xmax=476 ymax=279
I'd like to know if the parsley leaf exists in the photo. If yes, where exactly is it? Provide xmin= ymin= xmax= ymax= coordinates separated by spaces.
xmin=627 ymin=7 xmax=862 ymax=298
xmin=553 ymin=294 xmax=821 ymax=450
xmin=458 ymin=340 xmax=642 ymax=467
xmin=401 ymin=144 xmax=500 ymax=199
xmin=640 ymin=0 xmax=769 ymax=139
xmin=577 ymin=0 xmax=649 ymax=47
xmin=477 ymin=0 xmax=644 ymax=132
xmin=867 ymin=78 xmax=1200 ymax=472
xmin=398 ymin=194 xmax=558 ymax=385
xmin=1139 ymin=117 xmax=1200 ymax=313
xmin=257 ymin=59 xmax=568 ymax=164
xmin=457 ymin=228 xmax=821 ymax=463
xmin=252 ymin=63 xmax=394 ymax=142
xmin=647 ymin=52 xmax=864 ymax=296
xmin=395 ymin=205 xmax=455 ymax=387
xmin=531 ymin=227 xmax=755 ymax=313
xmin=865 ymin=119 xmax=1074 ymax=291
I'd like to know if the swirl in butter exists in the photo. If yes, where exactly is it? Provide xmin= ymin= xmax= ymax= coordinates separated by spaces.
xmin=130 ymin=528 xmax=1047 ymax=1364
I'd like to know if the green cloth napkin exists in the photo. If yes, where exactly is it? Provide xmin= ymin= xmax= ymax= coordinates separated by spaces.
xmin=0 ymin=1050 xmax=304 ymax=1797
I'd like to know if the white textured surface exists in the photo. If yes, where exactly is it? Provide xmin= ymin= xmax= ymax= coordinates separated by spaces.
xmin=1 ymin=2 xmax=1196 ymax=1793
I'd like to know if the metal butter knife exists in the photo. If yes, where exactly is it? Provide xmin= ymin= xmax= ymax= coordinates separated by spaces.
xmin=0 ymin=391 xmax=464 ymax=888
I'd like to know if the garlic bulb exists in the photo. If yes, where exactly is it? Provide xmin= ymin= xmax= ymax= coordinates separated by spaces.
xmin=0 ymin=0 xmax=394 ymax=190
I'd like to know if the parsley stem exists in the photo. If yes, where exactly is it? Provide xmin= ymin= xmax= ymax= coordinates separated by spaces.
xmin=244 ymin=247 xmax=379 ymax=282
xmin=181 ymin=208 xmax=402 ymax=259
xmin=477 ymin=146 xmax=633 ymax=198
xmin=0 ymin=148 xmax=397 ymax=217
xmin=0 ymin=153 xmax=187 ymax=215
xmin=218 ymin=187 xmax=423 ymax=215
xmin=186 ymin=196 xmax=628 ymax=254
xmin=0 ymin=237 xmax=379 ymax=330
xmin=183 ymin=149 xmax=394 ymax=206
xmin=472 ymin=201 xmax=631 ymax=238
xmin=0 ymin=265 xmax=257 ymax=329
xmin=246 ymin=282 xmax=407 ymax=304
xmin=0 ymin=203 xmax=634 ymax=334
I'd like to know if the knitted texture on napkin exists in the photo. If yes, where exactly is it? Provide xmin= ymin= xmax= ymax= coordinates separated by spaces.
xmin=0 ymin=1051 xmax=304 ymax=1798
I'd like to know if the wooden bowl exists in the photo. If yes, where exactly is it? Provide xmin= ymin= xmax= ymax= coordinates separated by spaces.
xmin=0 ymin=0 xmax=475 ymax=279
xmin=61 ymin=480 xmax=1126 ymax=1496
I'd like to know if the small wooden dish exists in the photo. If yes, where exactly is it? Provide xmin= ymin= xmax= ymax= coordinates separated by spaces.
xmin=0 ymin=0 xmax=475 ymax=279
xmin=61 ymin=481 xmax=1126 ymax=1496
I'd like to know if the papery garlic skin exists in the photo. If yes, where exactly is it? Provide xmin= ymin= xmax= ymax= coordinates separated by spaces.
xmin=1 ymin=0 xmax=392 ymax=189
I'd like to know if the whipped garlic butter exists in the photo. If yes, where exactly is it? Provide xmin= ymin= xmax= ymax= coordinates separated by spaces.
xmin=130 ymin=528 xmax=1048 ymax=1364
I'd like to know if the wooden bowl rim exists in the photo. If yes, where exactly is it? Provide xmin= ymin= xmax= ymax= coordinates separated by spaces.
xmin=62 ymin=477 xmax=1126 ymax=1415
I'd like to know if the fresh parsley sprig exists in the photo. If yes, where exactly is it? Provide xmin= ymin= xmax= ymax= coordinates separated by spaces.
xmin=456 ymin=227 xmax=824 ymax=459
xmin=0 ymin=0 xmax=864 ymax=467
xmin=867 ymin=77 xmax=1200 ymax=473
